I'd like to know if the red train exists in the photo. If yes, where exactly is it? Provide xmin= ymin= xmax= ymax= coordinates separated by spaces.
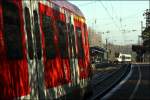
xmin=0 ymin=0 xmax=91 ymax=99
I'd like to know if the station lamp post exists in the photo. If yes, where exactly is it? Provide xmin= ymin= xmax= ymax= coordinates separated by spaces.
xmin=102 ymin=31 xmax=110 ymax=63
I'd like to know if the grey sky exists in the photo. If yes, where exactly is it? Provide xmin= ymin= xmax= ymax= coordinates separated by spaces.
xmin=69 ymin=0 xmax=149 ymax=45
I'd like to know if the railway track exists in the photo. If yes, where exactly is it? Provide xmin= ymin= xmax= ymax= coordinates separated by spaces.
xmin=88 ymin=64 xmax=131 ymax=100
xmin=101 ymin=63 xmax=150 ymax=100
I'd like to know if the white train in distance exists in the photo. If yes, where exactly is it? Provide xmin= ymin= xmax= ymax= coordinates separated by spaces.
xmin=114 ymin=53 xmax=132 ymax=64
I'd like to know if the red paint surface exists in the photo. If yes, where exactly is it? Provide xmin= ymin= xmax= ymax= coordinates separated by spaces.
xmin=0 ymin=0 xmax=30 ymax=99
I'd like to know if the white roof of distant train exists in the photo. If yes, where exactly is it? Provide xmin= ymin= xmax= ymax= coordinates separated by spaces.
xmin=119 ymin=53 xmax=131 ymax=57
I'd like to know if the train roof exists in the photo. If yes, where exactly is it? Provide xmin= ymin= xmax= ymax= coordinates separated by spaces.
xmin=90 ymin=47 xmax=106 ymax=52
xmin=120 ymin=53 xmax=131 ymax=57
xmin=51 ymin=0 xmax=85 ymax=18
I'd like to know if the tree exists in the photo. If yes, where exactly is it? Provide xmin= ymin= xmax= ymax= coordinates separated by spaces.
xmin=142 ymin=26 xmax=150 ymax=52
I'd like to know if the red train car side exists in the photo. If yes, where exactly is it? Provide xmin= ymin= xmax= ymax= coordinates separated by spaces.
xmin=0 ymin=0 xmax=91 ymax=99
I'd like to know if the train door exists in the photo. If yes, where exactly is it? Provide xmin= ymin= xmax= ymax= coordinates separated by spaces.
xmin=74 ymin=17 xmax=91 ymax=87
xmin=83 ymin=23 xmax=91 ymax=78
xmin=22 ymin=1 xmax=45 ymax=99
xmin=39 ymin=2 xmax=59 ymax=90
xmin=54 ymin=9 xmax=71 ymax=85
xmin=66 ymin=13 xmax=80 ymax=86
xmin=39 ymin=2 xmax=71 ymax=86
xmin=0 ymin=0 xmax=30 ymax=99
xmin=74 ymin=18 xmax=86 ymax=80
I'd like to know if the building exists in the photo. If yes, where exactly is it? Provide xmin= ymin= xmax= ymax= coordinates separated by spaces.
xmin=88 ymin=27 xmax=103 ymax=47
xmin=90 ymin=46 xmax=106 ymax=63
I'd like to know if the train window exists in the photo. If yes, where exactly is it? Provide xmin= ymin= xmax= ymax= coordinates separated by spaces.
xmin=67 ymin=24 xmax=76 ymax=58
xmin=25 ymin=7 xmax=33 ymax=59
xmin=42 ymin=14 xmax=56 ymax=59
xmin=67 ymin=23 xmax=72 ymax=57
xmin=33 ymin=11 xmax=42 ymax=59
xmin=122 ymin=55 xmax=125 ymax=60
xmin=2 ymin=1 xmax=23 ymax=59
xmin=71 ymin=25 xmax=77 ymax=58
xmin=57 ymin=20 xmax=68 ymax=58
xmin=76 ymin=27 xmax=84 ymax=58
xmin=71 ymin=24 xmax=77 ymax=58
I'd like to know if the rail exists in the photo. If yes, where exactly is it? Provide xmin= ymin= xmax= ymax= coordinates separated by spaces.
xmin=91 ymin=64 xmax=131 ymax=100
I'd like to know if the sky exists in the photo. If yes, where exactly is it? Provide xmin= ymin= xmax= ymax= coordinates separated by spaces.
xmin=69 ymin=0 xmax=149 ymax=45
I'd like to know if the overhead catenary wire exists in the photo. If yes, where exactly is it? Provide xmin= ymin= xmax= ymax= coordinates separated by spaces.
xmin=98 ymin=0 xmax=122 ymax=33
xmin=72 ymin=1 xmax=95 ymax=7
xmin=98 ymin=0 xmax=127 ymax=45
xmin=70 ymin=1 xmax=144 ymax=45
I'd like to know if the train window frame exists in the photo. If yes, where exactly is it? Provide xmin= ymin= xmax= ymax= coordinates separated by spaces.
xmin=122 ymin=55 xmax=125 ymax=60
xmin=57 ymin=20 xmax=68 ymax=58
xmin=33 ymin=10 xmax=42 ymax=59
xmin=84 ymin=24 xmax=87 ymax=45
xmin=24 ymin=7 xmax=34 ymax=59
xmin=42 ymin=14 xmax=56 ymax=59
xmin=76 ymin=26 xmax=84 ymax=58
xmin=2 ymin=1 xmax=23 ymax=59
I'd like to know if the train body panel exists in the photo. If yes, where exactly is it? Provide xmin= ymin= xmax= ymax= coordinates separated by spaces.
xmin=0 ymin=0 xmax=91 ymax=99
xmin=114 ymin=53 xmax=132 ymax=64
